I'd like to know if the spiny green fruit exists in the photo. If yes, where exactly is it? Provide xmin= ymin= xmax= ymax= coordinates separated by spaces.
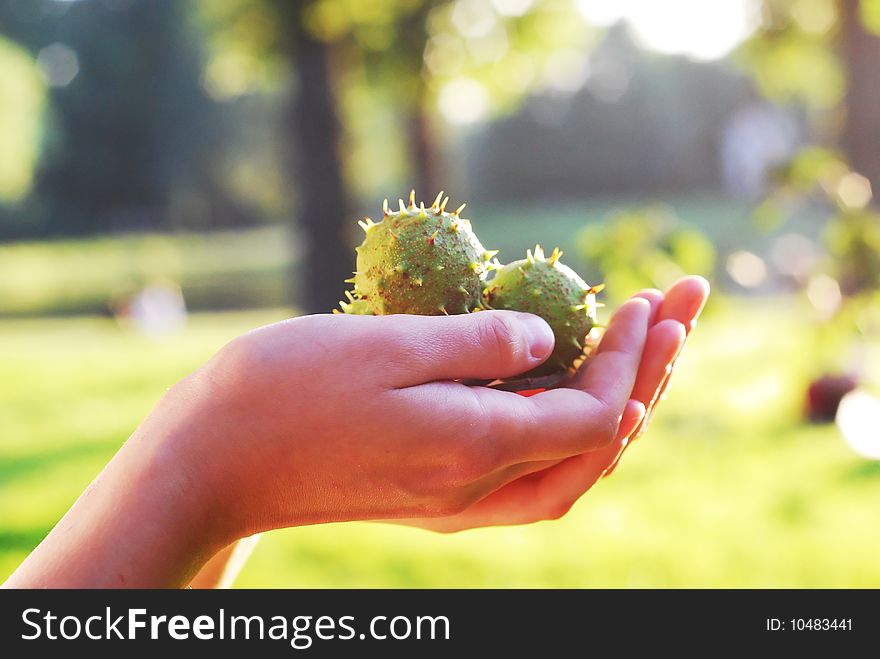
xmin=339 ymin=191 xmax=498 ymax=315
xmin=483 ymin=245 xmax=602 ymax=378
xmin=338 ymin=291 xmax=375 ymax=315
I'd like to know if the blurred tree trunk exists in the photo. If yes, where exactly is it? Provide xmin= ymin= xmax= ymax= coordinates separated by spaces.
xmin=276 ymin=1 xmax=351 ymax=314
xmin=407 ymin=93 xmax=441 ymax=198
xmin=840 ymin=0 xmax=880 ymax=193
xmin=401 ymin=3 xmax=442 ymax=197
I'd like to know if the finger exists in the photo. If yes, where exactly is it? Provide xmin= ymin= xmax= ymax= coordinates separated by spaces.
xmin=606 ymin=331 xmax=683 ymax=475
xmin=417 ymin=433 xmax=631 ymax=531
xmin=655 ymin=276 xmax=710 ymax=332
xmin=617 ymin=276 xmax=710 ymax=460
xmin=488 ymin=398 xmax=645 ymax=482
xmin=469 ymin=299 xmax=649 ymax=464
xmin=632 ymin=288 xmax=664 ymax=325
xmin=528 ymin=433 xmax=629 ymax=516
xmin=570 ymin=297 xmax=651 ymax=408
xmin=465 ymin=386 xmax=625 ymax=463
xmin=348 ymin=310 xmax=555 ymax=386
xmin=599 ymin=400 xmax=647 ymax=477
xmin=631 ymin=276 xmax=710 ymax=436
xmin=617 ymin=398 xmax=647 ymax=440
xmin=635 ymin=363 xmax=675 ymax=439
xmin=394 ymin=400 xmax=646 ymax=532
xmin=629 ymin=320 xmax=687 ymax=406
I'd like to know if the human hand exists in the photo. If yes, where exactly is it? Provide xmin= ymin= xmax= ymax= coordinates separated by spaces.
xmin=3 ymin=278 xmax=698 ymax=588
xmin=156 ymin=297 xmax=652 ymax=546
xmin=396 ymin=275 xmax=709 ymax=532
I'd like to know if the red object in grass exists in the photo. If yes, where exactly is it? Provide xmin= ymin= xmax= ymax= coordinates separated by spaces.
xmin=805 ymin=374 xmax=858 ymax=423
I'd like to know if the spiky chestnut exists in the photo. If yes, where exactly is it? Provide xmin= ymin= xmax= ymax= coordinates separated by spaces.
xmin=340 ymin=191 xmax=498 ymax=315
xmin=336 ymin=291 xmax=375 ymax=315
xmin=483 ymin=245 xmax=602 ymax=378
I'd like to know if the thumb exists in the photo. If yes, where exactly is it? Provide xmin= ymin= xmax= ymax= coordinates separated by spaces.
xmin=360 ymin=310 xmax=555 ymax=386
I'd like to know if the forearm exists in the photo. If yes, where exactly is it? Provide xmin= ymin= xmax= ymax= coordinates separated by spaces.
xmin=3 ymin=419 xmax=229 ymax=589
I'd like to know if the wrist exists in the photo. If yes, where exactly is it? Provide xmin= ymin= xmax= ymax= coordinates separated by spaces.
xmin=113 ymin=426 xmax=233 ymax=586
xmin=3 ymin=411 xmax=231 ymax=588
xmin=131 ymin=379 xmax=246 ymax=552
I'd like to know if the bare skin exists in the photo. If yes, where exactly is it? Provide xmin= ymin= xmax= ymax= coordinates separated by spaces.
xmin=3 ymin=277 xmax=709 ymax=589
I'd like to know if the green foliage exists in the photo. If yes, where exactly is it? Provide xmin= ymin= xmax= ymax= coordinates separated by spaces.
xmin=303 ymin=0 xmax=422 ymax=47
xmin=771 ymin=145 xmax=848 ymax=192
xmin=0 ymin=0 xmax=261 ymax=238
xmin=825 ymin=209 xmax=880 ymax=295
xmin=575 ymin=206 xmax=716 ymax=304
xmin=738 ymin=0 xmax=843 ymax=109
xmin=859 ymin=0 xmax=880 ymax=32
xmin=0 ymin=38 xmax=44 ymax=204
xmin=761 ymin=146 xmax=880 ymax=299
xmin=423 ymin=0 xmax=595 ymax=114
xmin=196 ymin=0 xmax=284 ymax=99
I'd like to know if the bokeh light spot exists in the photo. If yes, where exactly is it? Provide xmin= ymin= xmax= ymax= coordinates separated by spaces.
xmin=726 ymin=250 xmax=767 ymax=288
xmin=837 ymin=390 xmax=880 ymax=460
xmin=438 ymin=78 xmax=489 ymax=125
xmin=36 ymin=43 xmax=79 ymax=88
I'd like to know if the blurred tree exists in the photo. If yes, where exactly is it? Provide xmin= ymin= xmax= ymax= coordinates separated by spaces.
xmin=743 ymin=0 xmax=880 ymax=194
xmin=744 ymin=1 xmax=880 ymax=351
xmin=199 ymin=0 xmax=595 ymax=311
xmin=199 ymin=0 xmax=355 ymax=312
xmin=273 ymin=0 xmax=351 ymax=313
xmin=0 ymin=0 xmax=249 ymax=237
xmin=399 ymin=2 xmax=437 ymax=196
xmin=840 ymin=0 xmax=880 ymax=192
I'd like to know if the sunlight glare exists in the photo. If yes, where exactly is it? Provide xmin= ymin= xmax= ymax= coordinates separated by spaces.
xmin=576 ymin=0 xmax=758 ymax=61
xmin=439 ymin=78 xmax=490 ymax=125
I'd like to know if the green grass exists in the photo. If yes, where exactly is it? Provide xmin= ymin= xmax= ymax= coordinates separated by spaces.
xmin=2 ymin=298 xmax=879 ymax=587
xmin=0 ymin=227 xmax=296 ymax=316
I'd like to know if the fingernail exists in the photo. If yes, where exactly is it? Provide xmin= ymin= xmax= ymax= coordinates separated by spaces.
xmin=513 ymin=312 xmax=555 ymax=361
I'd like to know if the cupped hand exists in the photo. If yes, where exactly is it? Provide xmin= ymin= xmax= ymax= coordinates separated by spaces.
xmin=161 ymin=296 xmax=659 ymax=543
xmin=397 ymin=275 xmax=710 ymax=532
xmin=2 ymin=276 xmax=708 ymax=589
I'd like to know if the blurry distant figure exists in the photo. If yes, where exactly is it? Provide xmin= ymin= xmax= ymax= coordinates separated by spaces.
xmin=720 ymin=103 xmax=799 ymax=200
xmin=114 ymin=281 xmax=187 ymax=339
xmin=805 ymin=373 xmax=858 ymax=423
xmin=836 ymin=389 xmax=880 ymax=459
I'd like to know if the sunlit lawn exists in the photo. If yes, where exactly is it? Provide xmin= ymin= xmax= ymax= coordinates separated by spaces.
xmin=2 ymin=298 xmax=879 ymax=587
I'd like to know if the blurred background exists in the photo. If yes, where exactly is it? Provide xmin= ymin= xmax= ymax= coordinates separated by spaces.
xmin=2 ymin=0 xmax=880 ymax=587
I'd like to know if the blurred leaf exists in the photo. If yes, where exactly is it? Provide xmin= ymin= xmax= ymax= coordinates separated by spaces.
xmin=860 ymin=0 xmax=880 ymax=33
xmin=784 ymin=146 xmax=847 ymax=190
xmin=824 ymin=209 xmax=880 ymax=295
xmin=575 ymin=206 xmax=716 ymax=303
xmin=0 ymin=37 xmax=45 ymax=203
xmin=739 ymin=25 xmax=844 ymax=109
xmin=751 ymin=195 xmax=788 ymax=231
